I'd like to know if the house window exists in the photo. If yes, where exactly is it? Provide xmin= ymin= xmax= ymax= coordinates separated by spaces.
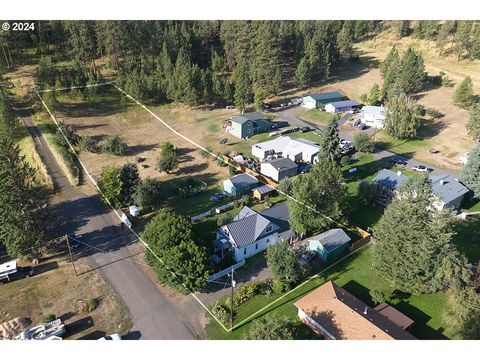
xmin=266 ymin=225 xmax=272 ymax=233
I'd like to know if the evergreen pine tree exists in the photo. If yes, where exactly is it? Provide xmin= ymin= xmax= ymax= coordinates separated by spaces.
xmin=453 ymin=76 xmax=474 ymax=108
xmin=319 ymin=117 xmax=341 ymax=162
xmin=373 ymin=176 xmax=456 ymax=294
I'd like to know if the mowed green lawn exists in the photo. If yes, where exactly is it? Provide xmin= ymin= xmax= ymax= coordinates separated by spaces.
xmin=299 ymin=109 xmax=335 ymax=126
xmin=206 ymin=245 xmax=454 ymax=340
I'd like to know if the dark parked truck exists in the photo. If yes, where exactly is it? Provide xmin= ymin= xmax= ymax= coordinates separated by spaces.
xmin=0 ymin=260 xmax=34 ymax=284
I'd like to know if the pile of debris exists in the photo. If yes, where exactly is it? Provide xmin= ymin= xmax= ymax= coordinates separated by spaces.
xmin=0 ymin=317 xmax=31 ymax=340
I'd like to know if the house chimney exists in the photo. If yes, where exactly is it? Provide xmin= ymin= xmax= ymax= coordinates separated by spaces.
xmin=363 ymin=307 xmax=368 ymax=315
xmin=440 ymin=179 xmax=445 ymax=185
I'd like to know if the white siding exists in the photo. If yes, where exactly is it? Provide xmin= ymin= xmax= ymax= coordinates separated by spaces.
xmin=260 ymin=163 xmax=280 ymax=182
xmin=361 ymin=111 xmax=386 ymax=129
xmin=233 ymin=233 xmax=280 ymax=262
xmin=302 ymin=97 xmax=317 ymax=109
xmin=325 ymin=104 xmax=336 ymax=113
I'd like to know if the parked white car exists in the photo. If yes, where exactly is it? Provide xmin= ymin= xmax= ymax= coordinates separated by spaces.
xmin=98 ymin=333 xmax=122 ymax=340
xmin=412 ymin=165 xmax=432 ymax=173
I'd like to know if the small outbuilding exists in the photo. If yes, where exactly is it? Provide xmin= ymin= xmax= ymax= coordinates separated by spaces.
xmin=252 ymin=184 xmax=275 ymax=201
xmin=325 ymin=100 xmax=361 ymax=114
xmin=223 ymin=173 xmax=259 ymax=197
xmin=260 ymin=157 xmax=298 ymax=182
xmin=307 ymin=228 xmax=351 ymax=262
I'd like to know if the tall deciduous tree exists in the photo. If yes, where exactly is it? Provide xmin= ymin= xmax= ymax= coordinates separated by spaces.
xmin=467 ymin=103 xmax=480 ymax=141
xmin=143 ymin=209 xmax=211 ymax=292
xmin=384 ymin=93 xmax=419 ymax=139
xmin=119 ymin=163 xmax=140 ymax=205
xmin=289 ymin=159 xmax=346 ymax=236
xmin=266 ymin=241 xmax=305 ymax=288
xmin=460 ymin=145 xmax=480 ymax=198
xmin=97 ymin=165 xmax=123 ymax=208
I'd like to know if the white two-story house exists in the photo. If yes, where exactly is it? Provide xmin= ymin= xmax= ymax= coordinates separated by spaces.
xmin=213 ymin=203 xmax=294 ymax=262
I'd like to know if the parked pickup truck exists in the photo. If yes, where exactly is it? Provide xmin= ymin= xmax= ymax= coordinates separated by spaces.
xmin=0 ymin=260 xmax=34 ymax=284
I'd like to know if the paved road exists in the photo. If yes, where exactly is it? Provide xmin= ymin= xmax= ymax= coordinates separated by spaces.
xmin=18 ymin=101 xmax=197 ymax=340
xmin=275 ymin=106 xmax=459 ymax=178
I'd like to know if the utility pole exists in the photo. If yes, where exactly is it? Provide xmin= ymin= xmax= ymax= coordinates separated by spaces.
xmin=65 ymin=234 xmax=78 ymax=276
xmin=229 ymin=268 xmax=236 ymax=330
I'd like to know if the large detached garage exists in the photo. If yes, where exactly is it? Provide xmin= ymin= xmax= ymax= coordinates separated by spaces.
xmin=325 ymin=100 xmax=361 ymax=114
xmin=302 ymin=91 xmax=344 ymax=109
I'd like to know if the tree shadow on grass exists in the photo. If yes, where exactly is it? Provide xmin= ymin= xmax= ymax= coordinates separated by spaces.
xmin=175 ymin=162 xmax=209 ymax=175
xmin=33 ymin=261 xmax=59 ymax=276
xmin=393 ymin=300 xmax=449 ymax=340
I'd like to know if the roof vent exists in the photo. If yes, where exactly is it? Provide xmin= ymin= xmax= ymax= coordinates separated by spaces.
xmin=363 ymin=307 xmax=368 ymax=315
xmin=440 ymin=179 xmax=445 ymax=185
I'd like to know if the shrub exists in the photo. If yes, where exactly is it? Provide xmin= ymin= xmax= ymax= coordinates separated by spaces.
xmin=87 ymin=298 xmax=99 ymax=312
xmin=133 ymin=178 xmax=164 ymax=211
xmin=200 ymin=146 xmax=213 ymax=159
xmin=77 ymin=135 xmax=98 ymax=152
xmin=233 ymin=283 xmax=258 ymax=306
xmin=217 ymin=213 xmax=233 ymax=226
xmin=353 ymin=132 xmax=374 ymax=153
xmin=217 ymin=153 xmax=228 ymax=167
xmin=101 ymin=135 xmax=127 ymax=156
xmin=229 ymin=165 xmax=237 ymax=176
xmin=211 ymin=304 xmax=230 ymax=326
xmin=425 ymin=108 xmax=442 ymax=119
xmin=241 ymin=194 xmax=250 ymax=206
xmin=264 ymin=195 xmax=272 ymax=208
xmin=340 ymin=155 xmax=350 ymax=167
xmin=360 ymin=93 xmax=368 ymax=103
xmin=42 ymin=314 xmax=57 ymax=323
xmin=272 ymin=279 xmax=285 ymax=295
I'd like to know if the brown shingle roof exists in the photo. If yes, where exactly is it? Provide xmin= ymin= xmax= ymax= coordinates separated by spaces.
xmin=293 ymin=281 xmax=416 ymax=340
xmin=374 ymin=303 xmax=415 ymax=330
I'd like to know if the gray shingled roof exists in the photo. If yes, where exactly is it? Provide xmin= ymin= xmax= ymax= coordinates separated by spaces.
xmin=326 ymin=99 xmax=361 ymax=108
xmin=308 ymin=228 xmax=351 ymax=252
xmin=260 ymin=202 xmax=290 ymax=232
xmin=373 ymin=169 xmax=407 ymax=191
xmin=224 ymin=202 xmax=291 ymax=248
xmin=228 ymin=173 xmax=259 ymax=188
xmin=254 ymin=184 xmax=275 ymax=195
xmin=231 ymin=112 xmax=266 ymax=124
xmin=431 ymin=175 xmax=470 ymax=205
xmin=226 ymin=207 xmax=271 ymax=248
xmin=265 ymin=157 xmax=298 ymax=171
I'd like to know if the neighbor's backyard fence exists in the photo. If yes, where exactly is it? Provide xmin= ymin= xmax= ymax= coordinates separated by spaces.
xmin=349 ymin=227 xmax=371 ymax=252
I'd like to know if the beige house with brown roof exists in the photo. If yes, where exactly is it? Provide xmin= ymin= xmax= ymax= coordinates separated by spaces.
xmin=293 ymin=281 xmax=416 ymax=340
